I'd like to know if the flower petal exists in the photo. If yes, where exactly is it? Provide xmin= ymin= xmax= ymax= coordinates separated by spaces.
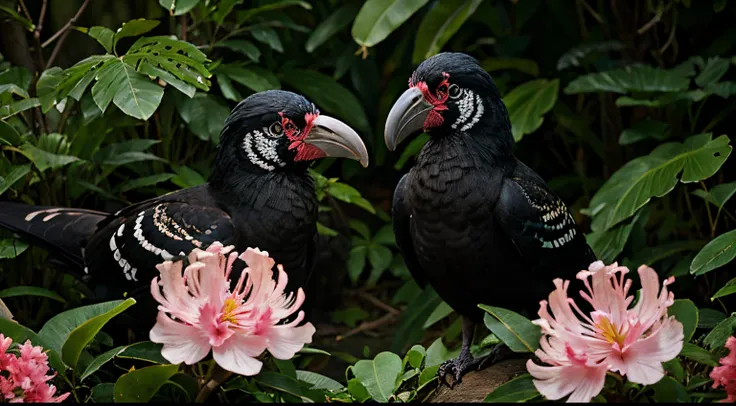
xmin=266 ymin=320 xmax=316 ymax=360
xmin=527 ymin=359 xmax=607 ymax=403
xmin=212 ymin=334 xmax=268 ymax=376
xmin=149 ymin=312 xmax=211 ymax=365
xmin=619 ymin=316 xmax=684 ymax=385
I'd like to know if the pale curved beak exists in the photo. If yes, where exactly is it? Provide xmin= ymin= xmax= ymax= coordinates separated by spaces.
xmin=304 ymin=115 xmax=369 ymax=167
xmin=384 ymin=87 xmax=432 ymax=151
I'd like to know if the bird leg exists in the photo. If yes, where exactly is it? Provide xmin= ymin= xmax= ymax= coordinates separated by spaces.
xmin=437 ymin=316 xmax=490 ymax=388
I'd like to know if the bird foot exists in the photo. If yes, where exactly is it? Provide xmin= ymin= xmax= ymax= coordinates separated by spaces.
xmin=437 ymin=351 xmax=488 ymax=389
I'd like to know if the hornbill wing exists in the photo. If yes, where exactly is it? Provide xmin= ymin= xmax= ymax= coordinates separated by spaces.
xmin=83 ymin=200 xmax=235 ymax=299
xmin=392 ymin=173 xmax=428 ymax=288
xmin=494 ymin=161 xmax=597 ymax=278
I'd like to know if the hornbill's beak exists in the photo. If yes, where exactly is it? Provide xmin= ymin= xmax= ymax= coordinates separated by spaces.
xmin=384 ymin=87 xmax=432 ymax=151
xmin=304 ymin=115 xmax=369 ymax=167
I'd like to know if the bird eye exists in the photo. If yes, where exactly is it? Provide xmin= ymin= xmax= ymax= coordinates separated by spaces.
xmin=269 ymin=122 xmax=283 ymax=137
xmin=436 ymin=83 xmax=448 ymax=98
xmin=448 ymin=84 xmax=461 ymax=99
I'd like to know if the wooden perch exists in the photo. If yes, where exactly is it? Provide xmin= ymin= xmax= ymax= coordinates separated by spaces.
xmin=427 ymin=359 xmax=528 ymax=403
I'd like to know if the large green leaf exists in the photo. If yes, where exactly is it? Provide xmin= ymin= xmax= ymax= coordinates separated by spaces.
xmin=251 ymin=27 xmax=283 ymax=52
xmin=390 ymin=286 xmax=443 ymax=353
xmin=175 ymin=92 xmax=230 ymax=143
xmin=704 ymin=315 xmax=736 ymax=349
xmin=120 ymin=173 xmax=175 ymax=192
xmin=36 ymin=67 xmax=64 ymax=112
xmin=306 ymin=3 xmax=361 ymax=52
xmin=218 ymin=65 xmax=280 ymax=92
xmin=585 ymin=218 xmax=636 ymax=264
xmin=679 ymin=343 xmax=719 ymax=367
xmin=282 ymin=68 xmax=370 ymax=134
xmin=117 ymin=341 xmax=169 ymax=364
xmin=91 ymin=58 xmax=164 ymax=120
xmin=651 ymin=376 xmax=690 ymax=403
xmin=484 ymin=374 xmax=540 ymax=403
xmin=412 ymin=0 xmax=483 ymax=63
xmin=0 ymin=286 xmax=66 ymax=303
xmin=351 ymin=0 xmax=431 ymax=48
xmin=589 ymin=133 xmax=732 ymax=231
xmin=712 ymin=277 xmax=736 ymax=300
xmin=19 ymin=140 xmax=80 ymax=173
xmin=481 ymin=58 xmax=540 ymax=77
xmin=237 ymin=0 xmax=311 ymax=23
xmin=692 ymin=181 xmax=736 ymax=209
xmin=351 ymin=352 xmax=402 ymax=403
xmin=113 ymin=19 xmax=161 ymax=52
xmin=695 ymin=57 xmax=730 ymax=87
xmin=0 ymin=164 xmax=31 ymax=196
xmin=56 ymin=55 xmax=113 ymax=103
xmin=80 ymin=345 xmax=127 ymax=382
xmin=75 ymin=26 xmax=115 ymax=53
xmin=480 ymin=305 xmax=541 ymax=353
xmin=564 ymin=65 xmax=690 ymax=94
xmin=0 ymin=83 xmax=29 ymax=98
xmin=690 ymin=229 xmax=736 ymax=275
xmin=296 ymin=370 xmax=344 ymax=391
xmin=619 ymin=119 xmax=669 ymax=146
xmin=667 ymin=299 xmax=698 ymax=342
xmin=253 ymin=371 xmax=322 ymax=402
xmin=0 ymin=238 xmax=29 ymax=259
xmin=0 ymin=318 xmax=65 ymax=373
xmin=158 ymin=0 xmax=201 ymax=16
xmin=215 ymin=39 xmax=261 ymax=62
xmin=503 ymin=79 xmax=559 ymax=142
xmin=62 ymin=298 xmax=135 ymax=370
xmin=0 ymin=98 xmax=40 ymax=120
xmin=556 ymin=41 xmax=625 ymax=71
xmin=114 ymin=364 xmax=180 ymax=403
xmin=124 ymin=36 xmax=211 ymax=93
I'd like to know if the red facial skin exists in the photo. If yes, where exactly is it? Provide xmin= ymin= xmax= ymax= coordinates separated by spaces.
xmin=410 ymin=72 xmax=451 ymax=130
xmin=280 ymin=111 xmax=325 ymax=162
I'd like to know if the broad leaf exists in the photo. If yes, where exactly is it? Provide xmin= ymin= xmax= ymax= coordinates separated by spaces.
xmin=175 ymin=92 xmax=230 ymax=143
xmin=405 ymin=345 xmax=426 ymax=369
xmin=216 ymin=73 xmax=242 ymax=101
xmin=76 ymin=26 xmax=115 ymax=53
xmin=0 ymin=286 xmax=65 ymax=303
xmin=484 ymin=374 xmax=539 ymax=403
xmin=690 ymin=229 xmax=736 ymax=275
xmin=0 ymin=318 xmax=65 ymax=373
xmin=425 ymin=337 xmax=459 ymax=367
xmin=412 ymin=0 xmax=483 ymax=63
xmin=215 ymin=39 xmax=261 ymax=62
xmin=237 ymin=1 xmax=311 ymax=23
xmin=480 ymin=305 xmax=541 ymax=353
xmin=668 ymin=299 xmax=698 ymax=342
xmin=251 ymin=27 xmax=283 ymax=52
xmin=679 ymin=343 xmax=719 ymax=367
xmin=120 ymin=173 xmax=175 ymax=192
xmin=158 ymin=0 xmax=200 ymax=16
xmin=80 ymin=345 xmax=127 ymax=382
xmin=351 ymin=352 xmax=402 ymax=403
xmin=503 ymin=79 xmax=560 ymax=142
xmin=556 ymin=41 xmax=626 ymax=70
xmin=19 ymin=143 xmax=79 ymax=173
xmin=651 ymin=376 xmax=689 ymax=403
xmin=56 ymin=55 xmax=113 ymax=102
xmin=347 ymin=245 xmax=367 ymax=285
xmin=390 ymin=286 xmax=443 ymax=353
xmin=36 ymin=67 xmax=64 ymax=112
xmin=619 ymin=119 xmax=669 ymax=145
xmin=695 ymin=57 xmax=730 ymax=87
xmin=564 ymin=65 xmax=690 ymax=94
xmin=585 ymin=218 xmax=636 ymax=264
xmin=699 ymin=308 xmax=727 ymax=329
xmin=589 ymin=133 xmax=732 ymax=231
xmin=117 ymin=341 xmax=169 ymax=364
xmin=692 ymin=181 xmax=736 ymax=209
xmin=306 ymin=3 xmax=361 ymax=52
xmin=253 ymin=371 xmax=321 ymax=402
xmin=0 ymin=164 xmax=31 ymax=196
xmin=0 ymin=239 xmax=29 ymax=259
xmin=62 ymin=298 xmax=135 ymax=369
xmin=91 ymin=59 xmax=164 ymax=120
xmin=704 ymin=315 xmax=736 ymax=349
xmin=113 ymin=19 xmax=161 ymax=52
xmin=0 ymin=83 xmax=29 ymax=98
xmin=0 ymin=98 xmax=40 ymax=120
xmin=481 ymin=58 xmax=540 ymax=77
xmin=297 ymin=371 xmax=343 ymax=390
xmin=282 ymin=68 xmax=370 ymax=134
xmin=422 ymin=300 xmax=454 ymax=329
xmin=91 ymin=383 xmax=115 ymax=403
xmin=114 ymin=364 xmax=180 ymax=402
xmin=351 ymin=0 xmax=431 ymax=47
xmin=713 ymin=278 xmax=736 ymax=300
xmin=124 ymin=36 xmax=211 ymax=93
xmin=170 ymin=164 xmax=206 ymax=188
xmin=218 ymin=65 xmax=280 ymax=92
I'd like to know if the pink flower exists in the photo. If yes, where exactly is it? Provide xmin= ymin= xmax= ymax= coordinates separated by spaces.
xmin=526 ymin=261 xmax=684 ymax=403
xmin=710 ymin=336 xmax=736 ymax=403
xmin=149 ymin=242 xmax=316 ymax=376
xmin=0 ymin=335 xmax=70 ymax=403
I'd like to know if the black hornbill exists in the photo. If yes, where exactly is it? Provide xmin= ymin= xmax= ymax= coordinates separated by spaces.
xmin=384 ymin=53 xmax=597 ymax=385
xmin=0 ymin=90 xmax=369 ymax=327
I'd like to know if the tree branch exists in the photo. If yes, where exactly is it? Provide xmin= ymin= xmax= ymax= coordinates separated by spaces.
xmin=43 ymin=0 xmax=92 ymax=67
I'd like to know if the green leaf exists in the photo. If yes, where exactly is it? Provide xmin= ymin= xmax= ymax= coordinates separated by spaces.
xmin=619 ymin=119 xmax=669 ymax=145
xmin=80 ymin=345 xmax=127 ymax=382
xmin=480 ymin=305 xmax=541 ymax=353
xmin=481 ymin=58 xmax=540 ymax=77
xmin=692 ymin=181 xmax=736 ymax=209
xmin=211 ymin=0 xmax=241 ymax=25
xmin=695 ymin=57 xmax=730 ymax=87
xmin=36 ymin=67 xmax=63 ymax=113
xmin=0 ymin=66 xmax=31 ymax=90
xmin=367 ymin=244 xmax=392 ymax=274
xmin=113 ymin=19 xmax=161 ymax=52
xmin=175 ymin=92 xmax=229 ymax=143
xmin=171 ymin=164 xmax=206 ymax=188
xmin=0 ymin=98 xmax=40 ymax=120
xmin=0 ymin=318 xmax=65 ymax=373
xmin=699 ymin=308 xmax=726 ymax=329
xmin=91 ymin=59 xmax=164 ymax=120
xmin=0 ymin=120 xmax=22 ymax=146
xmin=215 ymin=39 xmax=261 ymax=62
xmin=679 ymin=343 xmax=719 ymax=366
xmin=120 ymin=173 xmax=175 ymax=192
xmin=91 ymin=383 xmax=115 ymax=403
xmin=216 ymin=73 xmax=242 ymax=101
xmin=254 ymin=371 xmax=321 ymax=402
xmin=351 ymin=352 xmax=402 ymax=403
xmin=391 ymin=286 xmax=443 ymax=353
xmin=326 ymin=182 xmax=374 ymax=213
xmin=626 ymin=240 xmax=705 ymax=269
xmin=124 ymin=36 xmax=211 ymax=92
xmin=425 ymin=337 xmax=459 ymax=367
xmin=373 ymin=225 xmax=396 ymax=246
xmin=712 ymin=277 xmax=736 ymax=300
xmin=394 ymin=133 xmax=429 ymax=170
xmin=76 ymin=26 xmax=115 ymax=53
xmin=296 ymin=370 xmax=344 ymax=391
xmin=0 ymin=5 xmax=35 ymax=31
xmin=56 ymin=55 xmax=113 ymax=102
xmin=690 ymin=229 xmax=736 ymax=275
xmin=0 ymin=164 xmax=31 ymax=196
xmin=556 ymin=41 xmax=626 ymax=70
xmin=668 ymin=299 xmax=698 ymax=342
xmin=565 ymin=65 xmax=691 ymax=94
xmin=412 ymin=0 xmax=483 ymax=63
xmin=347 ymin=246 xmax=367 ymax=286
xmin=117 ymin=341 xmax=169 ymax=364
xmin=114 ymin=364 xmax=180 ymax=402
xmin=0 ymin=286 xmax=65 ymax=303
xmin=281 ymin=68 xmax=371 ymax=134
xmin=585 ymin=218 xmax=636 ymax=264
xmin=218 ymin=65 xmax=280 ymax=92
xmin=237 ymin=0 xmax=311 ymax=23
xmin=331 ymin=307 xmax=369 ymax=328
xmin=705 ymin=81 xmax=736 ymax=98
xmin=651 ymin=376 xmax=689 ymax=403
xmin=62 ymin=298 xmax=135 ymax=369
xmin=19 ymin=142 xmax=79 ymax=173
xmin=306 ymin=3 xmax=361 ymax=52
xmin=251 ymin=27 xmax=283 ymax=52
xmin=589 ymin=133 xmax=732 ymax=231
xmin=158 ymin=0 xmax=200 ymax=16
xmin=38 ymin=300 xmax=128 ymax=357
xmin=422 ymin=301 xmax=454 ymax=329
xmin=352 ymin=0 xmax=430 ymax=48
xmin=503 ymin=79 xmax=559 ymax=142
xmin=0 ymin=239 xmax=29 ymax=259
xmin=663 ymin=358 xmax=685 ymax=382
xmin=405 ymin=345 xmax=426 ymax=369
xmin=483 ymin=373 xmax=539 ymax=403
xmin=347 ymin=379 xmax=371 ymax=402
xmin=0 ymin=83 xmax=29 ymax=98
xmin=704 ymin=315 xmax=736 ymax=349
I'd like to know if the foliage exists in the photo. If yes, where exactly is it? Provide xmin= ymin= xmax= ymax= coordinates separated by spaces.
xmin=1 ymin=0 xmax=736 ymax=403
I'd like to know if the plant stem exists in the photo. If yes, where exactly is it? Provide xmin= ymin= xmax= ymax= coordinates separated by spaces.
xmin=684 ymin=188 xmax=703 ymax=238
xmin=700 ymin=181 xmax=716 ymax=237
xmin=195 ymin=364 xmax=232 ymax=403
xmin=44 ymin=0 xmax=93 ymax=68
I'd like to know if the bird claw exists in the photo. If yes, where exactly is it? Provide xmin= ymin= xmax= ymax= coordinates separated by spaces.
xmin=437 ymin=353 xmax=484 ymax=389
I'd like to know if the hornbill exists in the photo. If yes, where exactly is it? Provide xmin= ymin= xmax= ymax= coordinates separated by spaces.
xmin=0 ymin=90 xmax=369 ymax=327
xmin=384 ymin=53 xmax=596 ymax=385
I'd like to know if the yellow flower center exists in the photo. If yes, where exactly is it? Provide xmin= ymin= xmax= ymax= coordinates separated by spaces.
xmin=597 ymin=316 xmax=626 ymax=347
xmin=221 ymin=298 xmax=238 ymax=324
